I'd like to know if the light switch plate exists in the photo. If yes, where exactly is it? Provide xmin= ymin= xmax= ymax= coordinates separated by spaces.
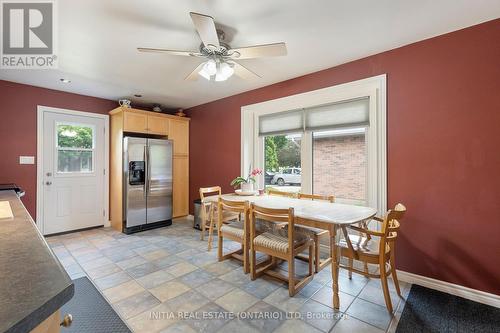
xmin=19 ymin=156 xmax=35 ymax=164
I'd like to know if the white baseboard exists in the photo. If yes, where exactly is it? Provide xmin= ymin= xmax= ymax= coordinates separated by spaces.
xmin=397 ymin=270 xmax=500 ymax=308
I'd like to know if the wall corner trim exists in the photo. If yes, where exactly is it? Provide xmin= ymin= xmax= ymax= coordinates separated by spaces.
xmin=397 ymin=270 xmax=500 ymax=308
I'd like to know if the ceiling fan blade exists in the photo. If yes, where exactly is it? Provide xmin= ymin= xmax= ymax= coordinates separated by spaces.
xmin=232 ymin=61 xmax=261 ymax=80
xmin=185 ymin=62 xmax=205 ymax=81
xmin=229 ymin=42 xmax=287 ymax=59
xmin=137 ymin=47 xmax=201 ymax=56
xmin=189 ymin=12 xmax=220 ymax=49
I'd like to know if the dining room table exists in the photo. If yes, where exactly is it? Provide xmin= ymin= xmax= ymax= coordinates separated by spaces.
xmin=205 ymin=192 xmax=377 ymax=310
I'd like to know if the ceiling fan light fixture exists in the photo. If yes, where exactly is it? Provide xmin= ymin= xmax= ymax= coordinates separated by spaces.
xmin=199 ymin=68 xmax=211 ymax=80
xmin=203 ymin=59 xmax=217 ymax=76
xmin=214 ymin=62 xmax=233 ymax=81
xmin=199 ymin=59 xmax=234 ymax=82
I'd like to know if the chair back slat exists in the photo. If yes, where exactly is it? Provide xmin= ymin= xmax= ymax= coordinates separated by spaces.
xmin=267 ymin=188 xmax=298 ymax=198
xmin=199 ymin=186 xmax=222 ymax=202
xmin=218 ymin=197 xmax=247 ymax=214
xmin=298 ymin=193 xmax=335 ymax=203
xmin=379 ymin=203 xmax=406 ymax=252
xmin=217 ymin=197 xmax=248 ymax=230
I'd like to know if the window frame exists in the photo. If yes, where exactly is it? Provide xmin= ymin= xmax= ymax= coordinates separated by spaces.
xmin=241 ymin=74 xmax=387 ymax=214
xmin=54 ymin=121 xmax=96 ymax=176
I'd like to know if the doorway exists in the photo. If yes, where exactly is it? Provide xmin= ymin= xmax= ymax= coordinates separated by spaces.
xmin=37 ymin=106 xmax=109 ymax=235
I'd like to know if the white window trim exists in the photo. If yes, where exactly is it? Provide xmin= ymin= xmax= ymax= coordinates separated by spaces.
xmin=241 ymin=74 xmax=387 ymax=214
xmin=55 ymin=121 xmax=97 ymax=176
xmin=36 ymin=105 xmax=110 ymax=234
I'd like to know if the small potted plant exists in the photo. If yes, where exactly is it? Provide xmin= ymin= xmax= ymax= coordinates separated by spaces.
xmin=231 ymin=167 xmax=262 ymax=192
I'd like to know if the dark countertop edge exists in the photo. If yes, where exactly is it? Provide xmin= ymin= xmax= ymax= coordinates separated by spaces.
xmin=1 ymin=191 xmax=75 ymax=333
xmin=5 ymin=283 xmax=74 ymax=333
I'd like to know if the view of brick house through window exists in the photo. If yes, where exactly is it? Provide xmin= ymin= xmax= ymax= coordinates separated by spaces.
xmin=263 ymin=128 xmax=367 ymax=203
xmin=313 ymin=128 xmax=367 ymax=204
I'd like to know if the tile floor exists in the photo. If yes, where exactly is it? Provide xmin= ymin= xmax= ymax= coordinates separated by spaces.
xmin=46 ymin=217 xmax=411 ymax=333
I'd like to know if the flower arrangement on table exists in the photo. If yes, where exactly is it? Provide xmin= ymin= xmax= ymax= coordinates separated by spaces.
xmin=230 ymin=167 xmax=262 ymax=192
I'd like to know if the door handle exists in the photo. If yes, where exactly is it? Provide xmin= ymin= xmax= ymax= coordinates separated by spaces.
xmin=45 ymin=181 xmax=52 ymax=185
xmin=144 ymin=145 xmax=148 ymax=196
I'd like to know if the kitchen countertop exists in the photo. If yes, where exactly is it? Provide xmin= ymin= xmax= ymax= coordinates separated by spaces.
xmin=0 ymin=190 xmax=74 ymax=333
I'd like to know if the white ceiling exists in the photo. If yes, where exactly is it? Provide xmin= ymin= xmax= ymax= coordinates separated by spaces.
xmin=1 ymin=0 xmax=499 ymax=109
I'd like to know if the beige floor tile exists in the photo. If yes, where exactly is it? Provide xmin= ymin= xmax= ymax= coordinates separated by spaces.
xmin=113 ymin=290 xmax=161 ymax=319
xmin=116 ymin=256 xmax=148 ymax=270
xmin=103 ymin=279 xmax=146 ymax=303
xmin=85 ymin=263 xmax=122 ymax=279
xmin=300 ymin=299 xmax=341 ymax=332
xmin=346 ymin=298 xmax=393 ymax=330
xmin=137 ymin=269 xmax=175 ymax=289
xmin=263 ymin=287 xmax=309 ymax=312
xmin=159 ymin=322 xmax=197 ymax=333
xmin=358 ymin=284 xmax=400 ymax=308
xmin=311 ymin=285 xmax=355 ymax=313
xmin=195 ymin=278 xmax=235 ymax=300
xmin=218 ymin=320 xmax=260 ymax=333
xmin=128 ymin=302 xmax=177 ymax=333
xmin=80 ymin=256 xmax=113 ymax=270
xmin=332 ymin=316 xmax=384 ymax=332
xmin=141 ymin=249 xmax=170 ymax=261
xmin=126 ymin=262 xmax=161 ymax=279
xmin=149 ymin=280 xmax=191 ymax=302
xmin=202 ymin=261 xmax=239 ymax=276
xmin=274 ymin=319 xmax=323 ymax=333
xmin=215 ymin=288 xmax=259 ymax=313
xmin=164 ymin=261 xmax=198 ymax=277
xmin=94 ymin=270 xmax=131 ymax=290
xmin=164 ymin=290 xmax=210 ymax=313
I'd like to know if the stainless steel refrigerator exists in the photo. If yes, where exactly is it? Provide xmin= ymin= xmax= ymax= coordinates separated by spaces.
xmin=123 ymin=136 xmax=173 ymax=233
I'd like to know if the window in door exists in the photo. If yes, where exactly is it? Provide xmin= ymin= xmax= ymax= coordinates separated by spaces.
xmin=264 ymin=134 xmax=301 ymax=193
xmin=312 ymin=128 xmax=367 ymax=205
xmin=56 ymin=123 xmax=95 ymax=173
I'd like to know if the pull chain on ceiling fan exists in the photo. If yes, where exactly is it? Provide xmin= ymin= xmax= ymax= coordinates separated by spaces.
xmin=138 ymin=12 xmax=287 ymax=82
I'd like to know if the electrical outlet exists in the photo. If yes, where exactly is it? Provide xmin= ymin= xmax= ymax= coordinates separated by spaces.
xmin=19 ymin=156 xmax=35 ymax=164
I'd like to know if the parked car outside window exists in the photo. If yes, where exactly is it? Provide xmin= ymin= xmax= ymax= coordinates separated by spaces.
xmin=271 ymin=167 xmax=301 ymax=186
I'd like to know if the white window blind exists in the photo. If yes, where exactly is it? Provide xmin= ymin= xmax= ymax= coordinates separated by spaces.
xmin=305 ymin=97 xmax=369 ymax=131
xmin=259 ymin=109 xmax=303 ymax=136
xmin=258 ymin=97 xmax=369 ymax=136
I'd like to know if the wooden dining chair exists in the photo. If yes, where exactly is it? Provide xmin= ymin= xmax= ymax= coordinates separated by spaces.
xmin=217 ymin=197 xmax=250 ymax=273
xmin=296 ymin=193 xmax=335 ymax=272
xmin=267 ymin=188 xmax=298 ymax=198
xmin=199 ymin=186 xmax=239 ymax=251
xmin=249 ymin=203 xmax=314 ymax=296
xmin=338 ymin=203 xmax=406 ymax=313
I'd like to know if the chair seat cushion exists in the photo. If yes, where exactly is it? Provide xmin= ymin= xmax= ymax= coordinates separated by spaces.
xmin=220 ymin=221 xmax=244 ymax=239
xmin=253 ymin=231 xmax=310 ymax=254
xmin=294 ymin=226 xmax=328 ymax=237
xmin=338 ymin=234 xmax=390 ymax=256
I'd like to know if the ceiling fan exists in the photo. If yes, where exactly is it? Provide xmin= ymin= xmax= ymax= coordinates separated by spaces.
xmin=138 ymin=12 xmax=287 ymax=82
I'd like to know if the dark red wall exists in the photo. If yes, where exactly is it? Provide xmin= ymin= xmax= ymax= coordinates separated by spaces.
xmin=187 ymin=19 xmax=500 ymax=295
xmin=0 ymin=80 xmax=116 ymax=218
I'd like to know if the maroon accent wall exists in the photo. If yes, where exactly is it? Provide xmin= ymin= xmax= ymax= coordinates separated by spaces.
xmin=0 ymin=80 xmax=116 ymax=219
xmin=187 ymin=19 xmax=500 ymax=295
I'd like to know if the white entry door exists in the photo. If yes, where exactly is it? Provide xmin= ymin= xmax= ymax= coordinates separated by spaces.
xmin=42 ymin=110 xmax=106 ymax=234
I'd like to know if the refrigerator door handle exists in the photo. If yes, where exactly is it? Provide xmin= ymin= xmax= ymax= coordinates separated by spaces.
xmin=144 ymin=144 xmax=148 ymax=197
xmin=146 ymin=144 xmax=152 ymax=195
